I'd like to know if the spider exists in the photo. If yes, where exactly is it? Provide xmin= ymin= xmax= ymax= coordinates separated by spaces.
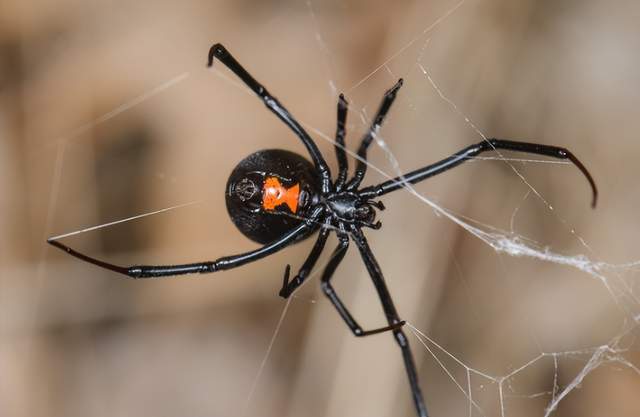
xmin=48 ymin=43 xmax=598 ymax=417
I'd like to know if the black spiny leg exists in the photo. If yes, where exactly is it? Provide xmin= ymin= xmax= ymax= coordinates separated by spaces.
xmin=346 ymin=79 xmax=403 ymax=191
xmin=48 ymin=207 xmax=324 ymax=279
xmin=350 ymin=226 xmax=428 ymax=417
xmin=279 ymin=218 xmax=332 ymax=298
xmin=360 ymin=138 xmax=598 ymax=208
xmin=334 ymin=94 xmax=349 ymax=191
xmin=321 ymin=231 xmax=405 ymax=337
xmin=208 ymin=43 xmax=332 ymax=193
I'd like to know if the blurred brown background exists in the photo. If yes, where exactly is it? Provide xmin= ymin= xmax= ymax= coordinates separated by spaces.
xmin=2 ymin=0 xmax=639 ymax=416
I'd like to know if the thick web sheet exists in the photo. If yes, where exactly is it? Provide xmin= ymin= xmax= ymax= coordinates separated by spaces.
xmin=36 ymin=1 xmax=640 ymax=416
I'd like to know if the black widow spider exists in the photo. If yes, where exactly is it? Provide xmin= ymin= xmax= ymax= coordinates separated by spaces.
xmin=48 ymin=43 xmax=598 ymax=417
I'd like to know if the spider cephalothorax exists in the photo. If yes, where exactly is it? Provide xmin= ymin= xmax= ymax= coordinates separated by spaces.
xmin=48 ymin=43 xmax=598 ymax=417
xmin=323 ymin=191 xmax=384 ymax=228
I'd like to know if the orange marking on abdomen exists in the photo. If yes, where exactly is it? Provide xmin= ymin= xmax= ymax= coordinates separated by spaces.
xmin=262 ymin=177 xmax=300 ymax=213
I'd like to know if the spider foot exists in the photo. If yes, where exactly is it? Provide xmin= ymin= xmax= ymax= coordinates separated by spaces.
xmin=386 ymin=78 xmax=404 ymax=96
xmin=278 ymin=264 xmax=292 ymax=298
xmin=207 ymin=43 xmax=228 ymax=67
xmin=355 ymin=320 xmax=406 ymax=337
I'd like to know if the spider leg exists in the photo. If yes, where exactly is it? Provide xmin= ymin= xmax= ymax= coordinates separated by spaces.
xmin=48 ymin=207 xmax=324 ymax=279
xmin=350 ymin=226 xmax=429 ymax=417
xmin=360 ymin=138 xmax=598 ymax=208
xmin=321 ymin=229 xmax=406 ymax=337
xmin=334 ymin=94 xmax=349 ymax=191
xmin=208 ymin=43 xmax=332 ymax=193
xmin=356 ymin=220 xmax=382 ymax=230
xmin=346 ymin=79 xmax=403 ymax=191
xmin=279 ymin=217 xmax=332 ymax=298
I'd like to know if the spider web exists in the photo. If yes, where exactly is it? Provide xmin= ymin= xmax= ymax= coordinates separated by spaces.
xmin=15 ymin=1 xmax=640 ymax=417
xmin=245 ymin=1 xmax=640 ymax=416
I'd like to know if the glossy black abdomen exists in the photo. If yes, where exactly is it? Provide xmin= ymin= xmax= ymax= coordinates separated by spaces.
xmin=225 ymin=149 xmax=321 ymax=244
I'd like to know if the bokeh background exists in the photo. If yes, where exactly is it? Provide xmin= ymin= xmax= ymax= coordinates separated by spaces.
xmin=2 ymin=0 xmax=639 ymax=416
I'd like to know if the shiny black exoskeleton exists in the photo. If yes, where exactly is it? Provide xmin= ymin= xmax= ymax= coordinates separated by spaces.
xmin=226 ymin=148 xmax=387 ymax=245
xmin=226 ymin=149 xmax=320 ymax=244
xmin=47 ymin=43 xmax=598 ymax=417
xmin=324 ymin=191 xmax=383 ymax=228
